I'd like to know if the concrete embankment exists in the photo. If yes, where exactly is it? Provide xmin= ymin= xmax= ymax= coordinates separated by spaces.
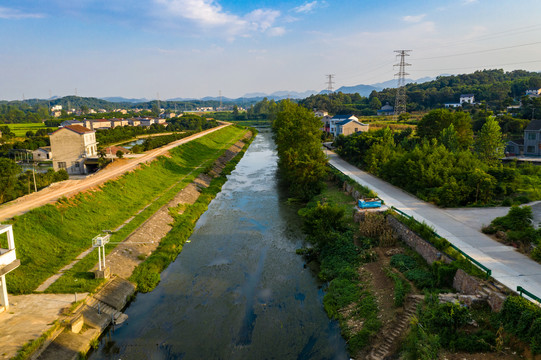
xmin=35 ymin=278 xmax=135 ymax=360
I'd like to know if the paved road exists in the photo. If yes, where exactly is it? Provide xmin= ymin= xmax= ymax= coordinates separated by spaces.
xmin=0 ymin=124 xmax=231 ymax=222
xmin=326 ymin=149 xmax=541 ymax=299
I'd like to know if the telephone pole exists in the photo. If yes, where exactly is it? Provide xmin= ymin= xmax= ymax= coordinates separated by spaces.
xmin=325 ymin=74 xmax=335 ymax=93
xmin=393 ymin=50 xmax=412 ymax=119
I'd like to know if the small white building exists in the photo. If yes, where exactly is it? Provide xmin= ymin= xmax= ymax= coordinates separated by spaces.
xmin=0 ymin=224 xmax=20 ymax=312
xmin=526 ymin=88 xmax=541 ymax=97
xmin=460 ymin=94 xmax=475 ymax=104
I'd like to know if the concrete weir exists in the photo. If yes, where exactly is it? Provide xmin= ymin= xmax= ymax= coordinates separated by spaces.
xmin=36 ymin=277 xmax=135 ymax=360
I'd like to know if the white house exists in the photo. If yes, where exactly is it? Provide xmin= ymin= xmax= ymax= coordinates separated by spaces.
xmin=460 ymin=94 xmax=475 ymax=104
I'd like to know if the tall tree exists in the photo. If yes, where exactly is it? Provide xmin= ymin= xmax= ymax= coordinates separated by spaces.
xmin=273 ymin=100 xmax=327 ymax=200
xmin=475 ymin=116 xmax=505 ymax=166
xmin=0 ymin=158 xmax=20 ymax=204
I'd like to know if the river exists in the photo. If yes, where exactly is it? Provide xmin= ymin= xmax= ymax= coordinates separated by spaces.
xmin=90 ymin=129 xmax=349 ymax=360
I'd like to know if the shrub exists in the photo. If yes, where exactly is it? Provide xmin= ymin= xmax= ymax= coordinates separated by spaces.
xmin=390 ymin=254 xmax=417 ymax=273
xmin=432 ymin=261 xmax=458 ymax=288
xmin=405 ymin=268 xmax=435 ymax=289
xmin=299 ymin=202 xmax=347 ymax=248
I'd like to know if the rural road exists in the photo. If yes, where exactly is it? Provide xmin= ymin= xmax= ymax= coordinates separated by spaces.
xmin=326 ymin=149 xmax=541 ymax=301
xmin=0 ymin=123 xmax=231 ymax=222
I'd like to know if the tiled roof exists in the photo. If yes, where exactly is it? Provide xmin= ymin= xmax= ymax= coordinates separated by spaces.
xmin=525 ymin=119 xmax=541 ymax=131
xmin=54 ymin=125 xmax=94 ymax=135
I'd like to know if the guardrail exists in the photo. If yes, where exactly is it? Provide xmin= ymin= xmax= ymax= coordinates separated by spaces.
xmin=391 ymin=206 xmax=492 ymax=279
xmin=517 ymin=286 xmax=541 ymax=304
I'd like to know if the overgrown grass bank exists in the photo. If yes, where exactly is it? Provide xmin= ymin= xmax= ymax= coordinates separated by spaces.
xmin=129 ymin=129 xmax=256 ymax=292
xmin=6 ymin=126 xmax=247 ymax=294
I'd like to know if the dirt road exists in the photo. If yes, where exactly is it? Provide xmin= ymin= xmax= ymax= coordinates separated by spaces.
xmin=0 ymin=124 xmax=231 ymax=222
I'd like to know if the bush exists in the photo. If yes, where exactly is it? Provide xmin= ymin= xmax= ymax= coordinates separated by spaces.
xmin=405 ymin=268 xmax=435 ymax=289
xmin=433 ymin=261 xmax=458 ymax=288
xmin=390 ymin=254 xmax=417 ymax=272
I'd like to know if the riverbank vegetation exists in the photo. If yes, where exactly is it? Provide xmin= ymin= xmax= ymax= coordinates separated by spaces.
xmin=5 ymin=126 xmax=248 ymax=294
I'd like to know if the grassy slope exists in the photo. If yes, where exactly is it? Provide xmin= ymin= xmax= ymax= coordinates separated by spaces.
xmin=6 ymin=126 xmax=246 ymax=294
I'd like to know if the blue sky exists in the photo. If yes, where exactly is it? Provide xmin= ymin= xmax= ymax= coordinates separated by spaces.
xmin=1 ymin=0 xmax=541 ymax=100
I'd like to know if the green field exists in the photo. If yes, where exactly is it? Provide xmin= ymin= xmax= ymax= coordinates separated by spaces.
xmin=5 ymin=126 xmax=247 ymax=294
xmin=6 ymin=123 xmax=58 ymax=137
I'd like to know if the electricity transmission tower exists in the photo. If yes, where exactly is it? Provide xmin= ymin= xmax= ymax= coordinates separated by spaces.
xmin=393 ymin=50 xmax=412 ymax=118
xmin=325 ymin=74 xmax=335 ymax=93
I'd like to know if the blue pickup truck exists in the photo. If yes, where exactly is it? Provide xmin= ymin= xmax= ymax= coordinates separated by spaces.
xmin=358 ymin=198 xmax=382 ymax=209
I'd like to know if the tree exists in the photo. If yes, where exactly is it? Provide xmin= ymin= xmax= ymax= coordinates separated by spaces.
xmin=439 ymin=124 xmax=459 ymax=152
xmin=475 ymin=116 xmax=505 ymax=166
xmin=369 ymin=97 xmax=382 ymax=110
xmin=116 ymin=150 xmax=124 ymax=159
xmin=0 ymin=158 xmax=21 ymax=204
xmin=273 ymin=100 xmax=328 ymax=200
xmin=398 ymin=112 xmax=411 ymax=122
xmin=417 ymin=109 xmax=454 ymax=139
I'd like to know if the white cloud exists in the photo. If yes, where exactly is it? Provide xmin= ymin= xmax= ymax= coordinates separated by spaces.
xmin=0 ymin=6 xmax=44 ymax=19
xmin=462 ymin=0 xmax=479 ymax=4
xmin=268 ymin=27 xmax=286 ymax=37
xmin=294 ymin=1 xmax=318 ymax=14
xmin=402 ymin=14 xmax=426 ymax=23
xmin=154 ymin=0 xmax=283 ymax=38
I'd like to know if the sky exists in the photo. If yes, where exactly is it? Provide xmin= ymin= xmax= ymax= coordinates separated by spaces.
xmin=1 ymin=0 xmax=541 ymax=100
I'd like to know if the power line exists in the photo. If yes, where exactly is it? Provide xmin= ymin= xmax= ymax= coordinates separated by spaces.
xmin=411 ymin=59 xmax=541 ymax=72
xmin=413 ymin=41 xmax=541 ymax=61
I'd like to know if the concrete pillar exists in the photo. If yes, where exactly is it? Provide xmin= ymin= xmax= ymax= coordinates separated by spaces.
xmin=0 ymin=275 xmax=9 ymax=311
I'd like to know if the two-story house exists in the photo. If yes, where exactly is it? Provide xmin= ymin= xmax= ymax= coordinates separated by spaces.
xmin=329 ymin=115 xmax=359 ymax=136
xmin=524 ymin=119 xmax=541 ymax=156
xmin=526 ymin=88 xmax=541 ymax=97
xmin=335 ymin=119 xmax=369 ymax=136
xmin=50 ymin=125 xmax=98 ymax=175
xmin=460 ymin=94 xmax=475 ymax=104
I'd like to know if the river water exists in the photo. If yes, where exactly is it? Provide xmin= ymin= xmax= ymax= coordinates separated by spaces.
xmin=90 ymin=129 xmax=349 ymax=360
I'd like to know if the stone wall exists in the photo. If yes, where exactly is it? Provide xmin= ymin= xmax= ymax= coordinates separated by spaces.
xmin=386 ymin=215 xmax=453 ymax=265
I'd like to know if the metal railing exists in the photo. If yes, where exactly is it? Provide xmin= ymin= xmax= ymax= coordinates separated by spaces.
xmin=517 ymin=286 xmax=541 ymax=304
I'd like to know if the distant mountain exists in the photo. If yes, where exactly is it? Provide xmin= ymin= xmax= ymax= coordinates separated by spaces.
xmin=332 ymin=84 xmax=381 ymax=97
xmin=242 ymin=90 xmax=318 ymax=100
xmin=101 ymin=97 xmax=148 ymax=103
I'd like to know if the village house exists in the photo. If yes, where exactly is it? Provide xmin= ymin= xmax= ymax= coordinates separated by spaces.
xmin=523 ymin=119 xmax=541 ymax=156
xmin=328 ymin=115 xmax=359 ymax=136
xmin=335 ymin=119 xmax=369 ymax=137
xmin=526 ymin=88 xmax=541 ymax=97
xmin=60 ymin=119 xmax=84 ymax=128
xmin=85 ymin=119 xmax=112 ymax=130
xmin=109 ymin=118 xmax=129 ymax=128
xmin=32 ymin=146 xmax=52 ymax=161
xmin=50 ymin=125 xmax=98 ymax=175
xmin=314 ymin=110 xmax=328 ymax=117
xmin=377 ymin=102 xmax=394 ymax=116
xmin=138 ymin=118 xmax=156 ymax=126
xmin=128 ymin=118 xmax=141 ymax=127
xmin=460 ymin=94 xmax=475 ymax=104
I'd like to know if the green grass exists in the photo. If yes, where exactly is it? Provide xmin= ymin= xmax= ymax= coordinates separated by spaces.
xmin=6 ymin=123 xmax=57 ymax=137
xmin=6 ymin=126 xmax=247 ymax=294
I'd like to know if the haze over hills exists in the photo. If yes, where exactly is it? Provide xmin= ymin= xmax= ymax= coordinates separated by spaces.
xmin=96 ymin=77 xmax=436 ymax=103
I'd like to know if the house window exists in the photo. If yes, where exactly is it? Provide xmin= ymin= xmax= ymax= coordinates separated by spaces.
xmin=527 ymin=146 xmax=535 ymax=153
xmin=58 ymin=162 xmax=66 ymax=169
xmin=528 ymin=133 xmax=536 ymax=140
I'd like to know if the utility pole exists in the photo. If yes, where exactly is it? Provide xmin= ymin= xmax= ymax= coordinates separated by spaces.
xmin=325 ymin=74 xmax=335 ymax=93
xmin=393 ymin=50 xmax=412 ymax=119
